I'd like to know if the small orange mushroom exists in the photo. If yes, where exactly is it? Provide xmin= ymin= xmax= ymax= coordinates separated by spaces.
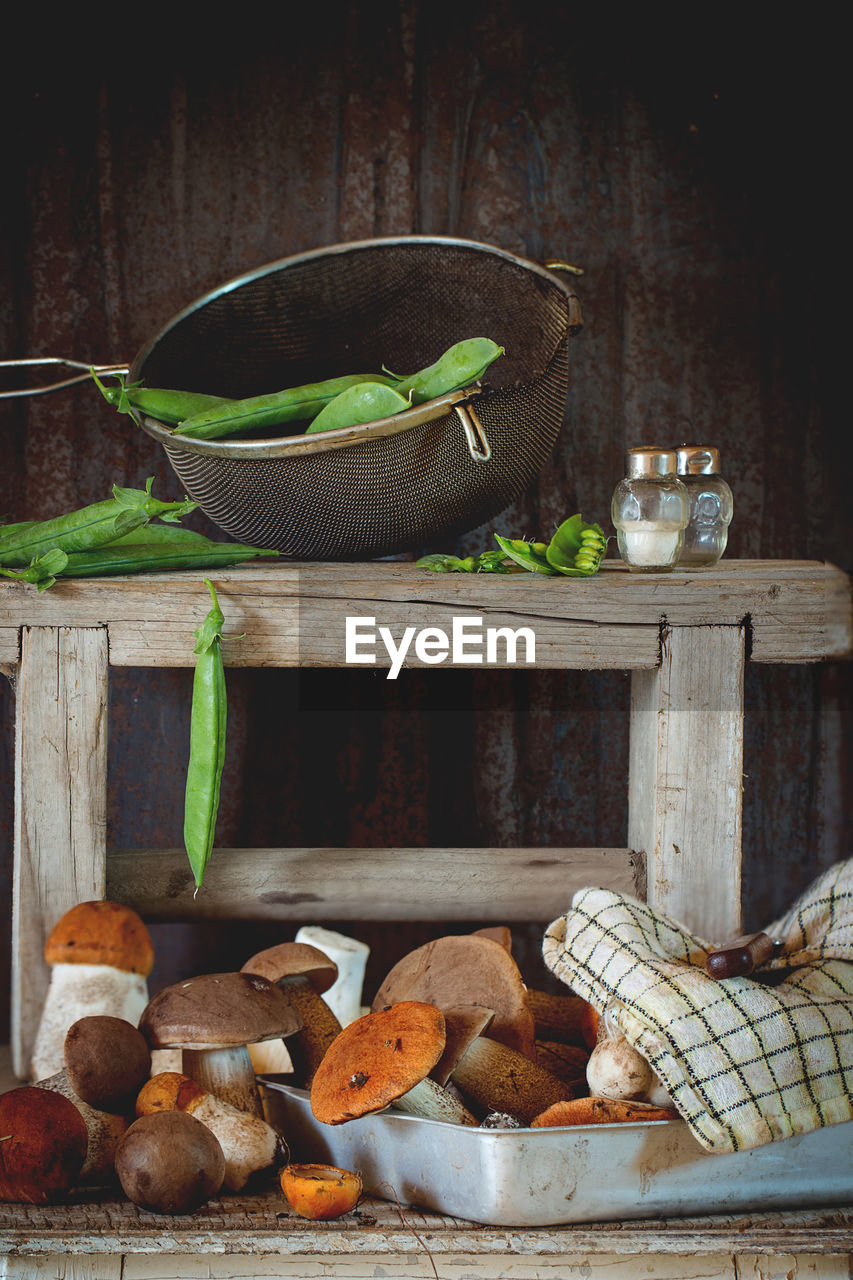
xmin=530 ymin=1096 xmax=678 ymax=1127
xmin=280 ymin=1162 xmax=362 ymax=1220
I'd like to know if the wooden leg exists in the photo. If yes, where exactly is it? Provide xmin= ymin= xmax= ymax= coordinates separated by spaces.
xmin=11 ymin=626 xmax=108 ymax=1079
xmin=628 ymin=624 xmax=745 ymax=942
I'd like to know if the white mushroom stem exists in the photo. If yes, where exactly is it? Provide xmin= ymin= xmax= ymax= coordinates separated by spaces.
xmin=183 ymin=1046 xmax=265 ymax=1117
xmin=150 ymin=1048 xmax=184 ymax=1077
xmin=391 ymin=1076 xmax=479 ymax=1126
xmin=31 ymin=964 xmax=148 ymax=1083
xmin=178 ymin=1093 xmax=286 ymax=1191
xmin=36 ymin=1070 xmax=127 ymax=1183
xmin=248 ymin=1040 xmax=294 ymax=1075
xmin=294 ymin=927 xmax=369 ymax=1027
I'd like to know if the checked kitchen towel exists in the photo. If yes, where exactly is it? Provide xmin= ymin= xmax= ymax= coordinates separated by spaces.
xmin=543 ymin=859 xmax=853 ymax=1153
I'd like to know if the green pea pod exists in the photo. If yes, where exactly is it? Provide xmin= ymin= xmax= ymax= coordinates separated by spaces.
xmin=545 ymin=515 xmax=608 ymax=577
xmin=0 ymin=548 xmax=70 ymax=592
xmin=92 ymin=369 xmax=234 ymax=426
xmin=56 ymin=538 xmax=279 ymax=579
xmin=176 ymin=373 xmax=399 ymax=441
xmin=493 ymin=535 xmax=558 ymax=575
xmin=184 ymin=579 xmax=228 ymax=891
xmin=416 ymin=549 xmax=512 ymax=574
xmin=0 ymin=479 xmax=198 ymax=568
xmin=305 ymin=382 xmax=412 ymax=435
xmin=389 ymin=338 xmax=504 ymax=404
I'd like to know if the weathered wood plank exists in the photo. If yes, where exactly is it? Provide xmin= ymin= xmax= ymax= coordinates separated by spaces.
xmin=106 ymin=847 xmax=642 ymax=922
xmin=1 ymin=1191 xmax=851 ymax=1258
xmin=11 ymin=627 xmax=108 ymax=1079
xmin=0 ymin=561 xmax=849 ymax=667
xmin=628 ymin=625 xmax=746 ymax=941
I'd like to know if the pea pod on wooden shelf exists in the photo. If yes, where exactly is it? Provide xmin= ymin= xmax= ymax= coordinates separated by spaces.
xmin=0 ymin=478 xmax=198 ymax=568
xmin=415 ymin=549 xmax=511 ymax=574
xmin=175 ymin=373 xmax=399 ymax=440
xmin=0 ymin=548 xmax=69 ymax=592
xmin=184 ymin=579 xmax=229 ymax=892
xmin=493 ymin=537 xmax=557 ymax=575
xmin=544 ymin=515 xmax=608 ymax=577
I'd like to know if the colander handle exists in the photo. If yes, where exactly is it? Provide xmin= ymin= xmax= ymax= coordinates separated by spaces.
xmin=0 ymin=357 xmax=130 ymax=398
xmin=454 ymin=401 xmax=491 ymax=462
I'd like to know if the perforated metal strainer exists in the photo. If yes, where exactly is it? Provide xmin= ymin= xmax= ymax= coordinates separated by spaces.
xmin=135 ymin=237 xmax=582 ymax=559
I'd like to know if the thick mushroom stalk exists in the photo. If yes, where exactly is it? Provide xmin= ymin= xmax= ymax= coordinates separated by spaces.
xmin=450 ymin=1036 xmax=575 ymax=1126
xmin=241 ymin=942 xmax=343 ymax=1088
xmin=139 ymin=972 xmax=301 ymax=1118
xmin=311 ymin=1001 xmax=476 ymax=1127
xmin=35 ymin=1069 xmax=127 ymax=1183
xmin=294 ymin=926 xmax=370 ymax=1026
xmin=137 ymin=1072 xmax=287 ymax=1191
xmin=31 ymin=901 xmax=154 ymax=1082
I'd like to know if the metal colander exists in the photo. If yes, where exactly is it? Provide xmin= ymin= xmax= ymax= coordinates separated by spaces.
xmin=131 ymin=236 xmax=583 ymax=560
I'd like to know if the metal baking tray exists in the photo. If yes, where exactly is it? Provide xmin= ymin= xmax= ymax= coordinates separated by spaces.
xmin=262 ymin=1079 xmax=853 ymax=1226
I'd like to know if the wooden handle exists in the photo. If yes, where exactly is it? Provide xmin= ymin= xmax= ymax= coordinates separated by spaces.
xmin=705 ymin=932 xmax=779 ymax=978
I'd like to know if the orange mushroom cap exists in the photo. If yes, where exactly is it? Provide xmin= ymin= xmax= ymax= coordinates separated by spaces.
xmin=44 ymin=901 xmax=154 ymax=976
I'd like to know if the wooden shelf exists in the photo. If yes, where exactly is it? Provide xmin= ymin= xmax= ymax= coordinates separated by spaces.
xmin=3 ymin=562 xmax=852 ymax=1275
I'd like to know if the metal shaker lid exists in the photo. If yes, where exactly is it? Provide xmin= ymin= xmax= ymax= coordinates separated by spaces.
xmin=676 ymin=445 xmax=721 ymax=475
xmin=626 ymin=446 xmax=678 ymax=478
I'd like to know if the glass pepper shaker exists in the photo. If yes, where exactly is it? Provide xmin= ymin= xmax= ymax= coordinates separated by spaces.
xmin=675 ymin=445 xmax=733 ymax=568
xmin=611 ymin=446 xmax=689 ymax=572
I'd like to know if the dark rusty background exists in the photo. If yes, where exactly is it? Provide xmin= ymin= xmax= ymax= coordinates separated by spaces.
xmin=0 ymin=5 xmax=848 ymax=1034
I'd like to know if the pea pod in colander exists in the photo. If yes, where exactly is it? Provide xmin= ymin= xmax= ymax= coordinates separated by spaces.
xmin=305 ymin=382 xmax=412 ymax=435
xmin=388 ymin=337 xmax=504 ymax=404
xmin=176 ymin=373 xmax=399 ymax=440
xmin=92 ymin=369 xmax=235 ymax=425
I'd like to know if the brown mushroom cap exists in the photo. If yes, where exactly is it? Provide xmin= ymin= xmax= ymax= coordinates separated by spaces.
xmin=139 ymin=972 xmax=301 ymax=1050
xmin=0 ymin=1087 xmax=88 ymax=1204
xmin=43 ymin=901 xmax=154 ymax=976
xmin=431 ymin=1005 xmax=496 ymax=1086
xmin=241 ymin=942 xmax=338 ymax=994
xmin=64 ymin=1016 xmax=152 ymax=1112
xmin=115 ymin=1110 xmax=225 ymax=1214
xmin=371 ymin=935 xmax=536 ymax=1058
xmin=310 ymin=1001 xmax=446 ymax=1125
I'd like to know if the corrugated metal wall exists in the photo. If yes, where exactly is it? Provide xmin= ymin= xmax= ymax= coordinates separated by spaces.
xmin=0 ymin=5 xmax=847 ymax=1030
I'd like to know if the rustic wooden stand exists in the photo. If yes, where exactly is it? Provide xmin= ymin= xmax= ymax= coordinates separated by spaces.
xmin=1 ymin=559 xmax=852 ymax=1278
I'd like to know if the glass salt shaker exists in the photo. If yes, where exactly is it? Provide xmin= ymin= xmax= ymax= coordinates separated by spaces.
xmin=675 ymin=445 xmax=733 ymax=568
xmin=611 ymin=447 xmax=689 ymax=572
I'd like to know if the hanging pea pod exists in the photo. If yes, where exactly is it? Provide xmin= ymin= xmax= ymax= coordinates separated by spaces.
xmin=545 ymin=515 xmax=608 ymax=577
xmin=184 ymin=579 xmax=228 ymax=891
xmin=0 ymin=478 xmax=198 ymax=568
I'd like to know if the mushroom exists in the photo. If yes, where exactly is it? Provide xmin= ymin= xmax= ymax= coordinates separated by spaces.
xmin=310 ymin=1001 xmax=478 ymax=1127
xmin=0 ymin=1087 xmax=88 ymax=1203
xmin=31 ymin=900 xmax=154 ymax=1082
xmin=114 ymin=1110 xmax=225 ymax=1215
xmin=64 ymin=1015 xmax=152 ymax=1112
xmin=280 ymin=1162 xmax=363 ymax=1220
xmin=371 ymin=933 xmax=536 ymax=1058
xmin=294 ymin=926 xmax=370 ymax=1026
xmin=32 ymin=1015 xmax=153 ymax=1184
xmin=584 ymin=1016 xmax=670 ymax=1105
xmin=241 ymin=942 xmax=342 ymax=1086
xmin=526 ymin=988 xmax=590 ymax=1045
xmin=136 ymin=1072 xmax=287 ymax=1191
xmin=139 ymin=971 xmax=301 ymax=1117
xmin=35 ymin=1069 xmax=127 ymax=1184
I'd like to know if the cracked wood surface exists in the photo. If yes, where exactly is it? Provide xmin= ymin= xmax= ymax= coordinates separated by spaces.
xmin=0 ymin=560 xmax=850 ymax=669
